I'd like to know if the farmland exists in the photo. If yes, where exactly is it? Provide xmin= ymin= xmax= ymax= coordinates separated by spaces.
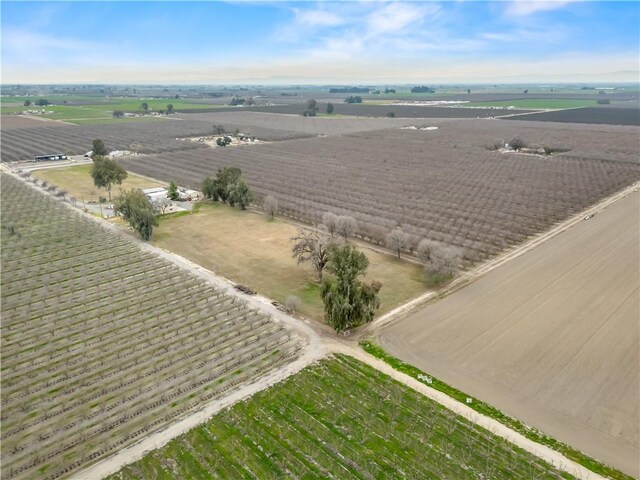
xmin=461 ymin=99 xmax=612 ymax=109
xmin=119 ymin=117 xmax=640 ymax=263
xmin=151 ymin=201 xmax=428 ymax=320
xmin=377 ymin=190 xmax=640 ymax=477
xmin=0 ymin=173 xmax=302 ymax=480
xmin=209 ymin=103 xmax=534 ymax=118
xmin=31 ymin=164 xmax=165 ymax=202
xmin=507 ymin=106 xmax=640 ymax=126
xmin=107 ymin=355 xmax=572 ymax=480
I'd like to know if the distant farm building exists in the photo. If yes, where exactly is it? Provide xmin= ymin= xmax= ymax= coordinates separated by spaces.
xmin=34 ymin=154 xmax=68 ymax=162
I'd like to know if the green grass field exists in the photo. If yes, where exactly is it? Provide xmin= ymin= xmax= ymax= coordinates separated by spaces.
xmin=152 ymin=202 xmax=428 ymax=320
xmin=31 ymin=164 xmax=165 ymax=201
xmin=107 ymin=355 xmax=573 ymax=480
xmin=461 ymin=99 xmax=608 ymax=109
xmin=0 ymin=97 xmax=226 ymax=125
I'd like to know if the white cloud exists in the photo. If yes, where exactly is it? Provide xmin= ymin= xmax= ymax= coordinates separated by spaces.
xmin=365 ymin=2 xmax=438 ymax=36
xmin=294 ymin=8 xmax=345 ymax=27
xmin=2 ymin=29 xmax=93 ymax=52
xmin=505 ymin=0 xmax=581 ymax=17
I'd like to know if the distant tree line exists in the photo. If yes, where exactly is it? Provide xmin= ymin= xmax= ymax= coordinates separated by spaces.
xmin=344 ymin=96 xmax=363 ymax=104
xmin=411 ymin=86 xmax=436 ymax=93
xmin=329 ymin=87 xmax=369 ymax=94
xmin=24 ymin=99 xmax=51 ymax=107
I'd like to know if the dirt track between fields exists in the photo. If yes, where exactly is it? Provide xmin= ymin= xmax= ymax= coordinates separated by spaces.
xmin=378 ymin=189 xmax=640 ymax=477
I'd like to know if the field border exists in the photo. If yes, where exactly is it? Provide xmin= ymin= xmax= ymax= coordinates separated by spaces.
xmin=359 ymin=341 xmax=633 ymax=480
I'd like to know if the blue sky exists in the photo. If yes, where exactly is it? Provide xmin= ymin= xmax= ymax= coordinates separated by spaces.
xmin=2 ymin=1 xmax=638 ymax=84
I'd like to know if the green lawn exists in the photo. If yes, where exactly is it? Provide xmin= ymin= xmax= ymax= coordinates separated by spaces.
xmin=107 ymin=355 xmax=573 ymax=480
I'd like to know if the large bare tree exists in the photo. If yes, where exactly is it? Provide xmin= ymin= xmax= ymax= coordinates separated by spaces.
xmin=291 ymin=229 xmax=333 ymax=281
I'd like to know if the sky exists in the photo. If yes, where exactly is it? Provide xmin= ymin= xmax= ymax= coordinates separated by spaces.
xmin=2 ymin=0 xmax=639 ymax=84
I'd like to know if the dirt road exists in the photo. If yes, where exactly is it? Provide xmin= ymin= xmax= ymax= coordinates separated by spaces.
xmin=378 ymin=190 xmax=640 ymax=477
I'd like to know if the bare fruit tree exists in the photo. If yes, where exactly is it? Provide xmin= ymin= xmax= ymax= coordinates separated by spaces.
xmin=322 ymin=211 xmax=339 ymax=237
xmin=385 ymin=227 xmax=407 ymax=258
xmin=263 ymin=195 xmax=278 ymax=219
xmin=336 ymin=215 xmax=357 ymax=242
xmin=418 ymin=238 xmax=463 ymax=278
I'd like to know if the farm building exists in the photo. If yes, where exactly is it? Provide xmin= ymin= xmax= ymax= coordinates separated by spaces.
xmin=141 ymin=187 xmax=168 ymax=202
xmin=34 ymin=153 xmax=67 ymax=162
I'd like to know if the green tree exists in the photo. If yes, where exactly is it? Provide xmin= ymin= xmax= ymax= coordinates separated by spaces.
xmin=140 ymin=102 xmax=149 ymax=112
xmin=227 ymin=178 xmax=252 ymax=210
xmin=202 ymin=176 xmax=218 ymax=200
xmin=320 ymin=244 xmax=381 ymax=333
xmin=112 ymin=110 xmax=125 ymax=118
xmin=92 ymin=139 xmax=108 ymax=156
xmin=23 ymin=100 xmax=31 ymax=107
xmin=114 ymin=189 xmax=158 ymax=240
xmin=168 ymin=180 xmax=180 ymax=201
xmin=35 ymin=99 xmax=50 ymax=106
xmin=216 ymin=136 xmax=232 ymax=147
xmin=326 ymin=102 xmax=334 ymax=114
xmin=90 ymin=156 xmax=128 ymax=200
xmin=214 ymin=167 xmax=242 ymax=203
xmin=166 ymin=104 xmax=174 ymax=114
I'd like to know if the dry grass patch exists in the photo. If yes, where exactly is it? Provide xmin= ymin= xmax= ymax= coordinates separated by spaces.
xmin=31 ymin=164 xmax=165 ymax=201
xmin=153 ymin=202 xmax=428 ymax=320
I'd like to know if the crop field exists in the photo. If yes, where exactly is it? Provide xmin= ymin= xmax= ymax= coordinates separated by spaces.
xmin=507 ymin=107 xmax=640 ymax=126
xmin=151 ymin=202 xmax=427 ymax=320
xmin=120 ymin=119 xmax=640 ymax=262
xmin=0 ymin=114 xmax=324 ymax=163
xmin=0 ymin=119 xmax=216 ymax=163
xmin=107 ymin=355 xmax=572 ymax=480
xmin=461 ymin=99 xmax=611 ymax=109
xmin=378 ymin=190 xmax=640 ymax=477
xmin=31 ymin=164 xmax=166 ymax=201
xmin=0 ymin=174 xmax=302 ymax=480
xmin=178 ymin=110 xmax=414 ymax=134
xmin=209 ymin=103 xmax=533 ymax=118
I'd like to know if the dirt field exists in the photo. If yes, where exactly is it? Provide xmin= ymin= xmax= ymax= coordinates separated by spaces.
xmin=151 ymin=202 xmax=427 ymax=320
xmin=377 ymin=190 xmax=640 ymax=477
xmin=507 ymin=106 xmax=640 ymax=126
xmin=31 ymin=164 xmax=165 ymax=201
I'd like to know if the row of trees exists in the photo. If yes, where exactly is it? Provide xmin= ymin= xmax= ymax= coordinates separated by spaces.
xmin=23 ymin=99 xmax=51 ymax=107
xmin=202 ymin=167 xmax=253 ymax=209
xmin=301 ymin=99 xmax=336 ymax=115
xmin=136 ymin=103 xmax=175 ymax=115
xmin=384 ymin=227 xmax=463 ymax=280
